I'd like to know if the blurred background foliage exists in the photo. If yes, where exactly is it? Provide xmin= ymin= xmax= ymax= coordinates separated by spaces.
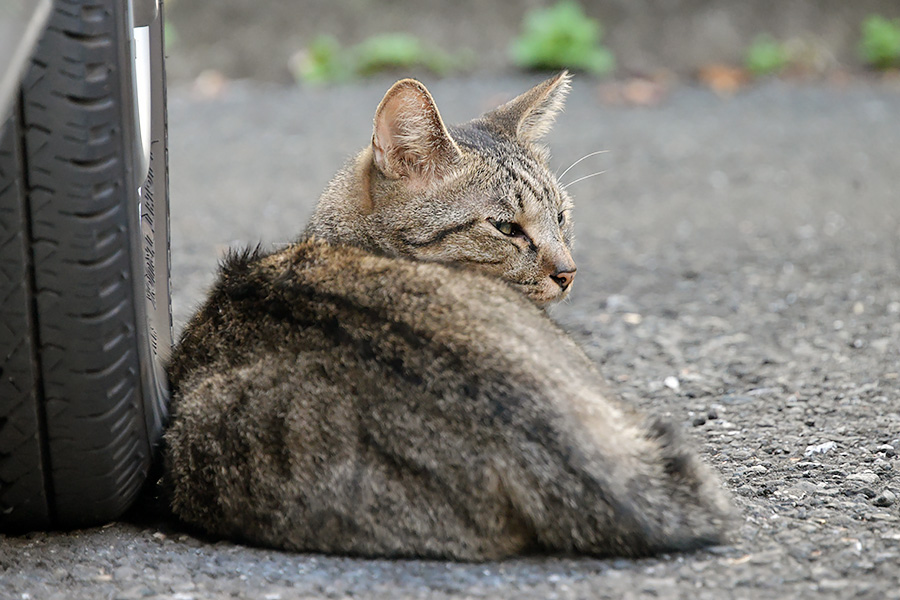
xmin=509 ymin=1 xmax=614 ymax=75
xmin=859 ymin=15 xmax=900 ymax=70
xmin=164 ymin=0 xmax=900 ymax=86
xmin=290 ymin=33 xmax=473 ymax=84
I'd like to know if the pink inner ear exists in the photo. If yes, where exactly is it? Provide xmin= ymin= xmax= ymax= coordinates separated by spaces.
xmin=371 ymin=80 xmax=460 ymax=182
xmin=373 ymin=96 xmax=411 ymax=176
xmin=372 ymin=118 xmax=391 ymax=172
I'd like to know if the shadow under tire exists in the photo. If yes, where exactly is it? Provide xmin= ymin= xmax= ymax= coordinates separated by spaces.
xmin=0 ymin=0 xmax=171 ymax=531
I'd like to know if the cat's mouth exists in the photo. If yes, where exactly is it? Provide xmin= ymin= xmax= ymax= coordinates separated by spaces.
xmin=522 ymin=279 xmax=572 ymax=307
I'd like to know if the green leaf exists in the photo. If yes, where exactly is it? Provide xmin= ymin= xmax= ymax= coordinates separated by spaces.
xmin=292 ymin=33 xmax=470 ymax=85
xmin=353 ymin=34 xmax=424 ymax=75
xmin=510 ymin=0 xmax=615 ymax=75
xmin=745 ymin=35 xmax=789 ymax=76
xmin=859 ymin=15 xmax=900 ymax=70
xmin=351 ymin=33 xmax=466 ymax=77
xmin=292 ymin=35 xmax=352 ymax=85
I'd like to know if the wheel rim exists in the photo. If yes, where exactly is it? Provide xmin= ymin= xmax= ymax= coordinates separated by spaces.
xmin=130 ymin=0 xmax=172 ymax=439
xmin=133 ymin=25 xmax=152 ymax=183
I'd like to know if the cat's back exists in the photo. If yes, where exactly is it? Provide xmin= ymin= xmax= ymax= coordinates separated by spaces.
xmin=169 ymin=237 xmax=596 ymax=396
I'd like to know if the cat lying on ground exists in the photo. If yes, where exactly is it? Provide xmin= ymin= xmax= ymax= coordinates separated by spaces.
xmin=164 ymin=73 xmax=733 ymax=560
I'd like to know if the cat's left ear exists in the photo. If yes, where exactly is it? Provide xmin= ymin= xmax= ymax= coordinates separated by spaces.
xmin=372 ymin=79 xmax=462 ymax=183
xmin=483 ymin=71 xmax=571 ymax=144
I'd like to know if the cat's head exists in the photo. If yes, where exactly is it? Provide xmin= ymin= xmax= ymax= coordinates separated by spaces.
xmin=309 ymin=73 xmax=577 ymax=307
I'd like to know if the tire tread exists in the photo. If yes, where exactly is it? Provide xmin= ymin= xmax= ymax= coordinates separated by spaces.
xmin=0 ymin=113 xmax=52 ymax=530
xmin=0 ymin=0 xmax=167 ymax=530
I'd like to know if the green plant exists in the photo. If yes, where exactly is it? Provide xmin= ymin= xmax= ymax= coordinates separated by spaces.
xmin=510 ymin=0 xmax=614 ymax=75
xmin=745 ymin=34 xmax=789 ymax=76
xmin=859 ymin=15 xmax=900 ymax=70
xmin=352 ymin=33 xmax=464 ymax=77
xmin=291 ymin=35 xmax=353 ymax=85
xmin=292 ymin=34 xmax=469 ymax=85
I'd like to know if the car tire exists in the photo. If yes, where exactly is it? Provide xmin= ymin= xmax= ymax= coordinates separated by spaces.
xmin=0 ymin=0 xmax=171 ymax=531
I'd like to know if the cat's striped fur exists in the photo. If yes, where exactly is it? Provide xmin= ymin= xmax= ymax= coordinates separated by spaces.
xmin=164 ymin=75 xmax=734 ymax=560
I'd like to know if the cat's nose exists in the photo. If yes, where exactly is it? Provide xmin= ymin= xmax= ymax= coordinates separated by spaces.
xmin=550 ymin=266 xmax=576 ymax=290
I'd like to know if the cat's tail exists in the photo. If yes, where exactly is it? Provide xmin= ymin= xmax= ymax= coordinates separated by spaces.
xmin=517 ymin=412 xmax=736 ymax=558
xmin=630 ymin=417 xmax=737 ymax=554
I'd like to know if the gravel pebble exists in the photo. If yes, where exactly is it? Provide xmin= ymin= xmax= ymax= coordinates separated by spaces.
xmin=804 ymin=441 xmax=838 ymax=457
xmin=113 ymin=566 xmax=138 ymax=581
xmin=846 ymin=472 xmax=880 ymax=485
xmin=875 ymin=444 xmax=896 ymax=458
xmin=873 ymin=490 xmax=896 ymax=507
xmin=664 ymin=376 xmax=681 ymax=390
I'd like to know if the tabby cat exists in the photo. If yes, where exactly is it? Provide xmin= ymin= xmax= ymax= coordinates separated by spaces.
xmin=164 ymin=74 xmax=733 ymax=560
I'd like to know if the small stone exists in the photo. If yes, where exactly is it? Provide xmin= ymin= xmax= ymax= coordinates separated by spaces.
xmin=114 ymin=566 xmax=138 ymax=580
xmin=622 ymin=312 xmax=643 ymax=325
xmin=881 ymin=532 xmax=900 ymax=544
xmin=818 ymin=579 xmax=849 ymax=592
xmin=692 ymin=416 xmax=707 ymax=427
xmin=846 ymin=471 xmax=880 ymax=485
xmin=869 ymin=511 xmax=899 ymax=522
xmin=746 ymin=465 xmax=768 ymax=476
xmin=845 ymin=486 xmax=877 ymax=498
xmin=874 ymin=490 xmax=896 ymax=507
xmin=796 ymin=461 xmax=823 ymax=470
xmin=876 ymin=444 xmax=896 ymax=458
xmin=721 ymin=395 xmax=754 ymax=405
xmin=788 ymin=481 xmax=818 ymax=496
xmin=748 ymin=550 xmax=783 ymax=565
xmin=735 ymin=484 xmax=754 ymax=497
xmin=804 ymin=441 xmax=837 ymax=457
xmin=707 ymin=408 xmax=718 ymax=420
xmin=664 ymin=376 xmax=680 ymax=390
xmin=874 ymin=458 xmax=893 ymax=471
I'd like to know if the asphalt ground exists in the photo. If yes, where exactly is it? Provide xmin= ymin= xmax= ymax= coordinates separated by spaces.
xmin=1 ymin=74 xmax=899 ymax=599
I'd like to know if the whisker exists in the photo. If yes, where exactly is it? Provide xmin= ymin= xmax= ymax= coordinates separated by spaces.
xmin=561 ymin=170 xmax=607 ymax=190
xmin=557 ymin=150 xmax=609 ymax=182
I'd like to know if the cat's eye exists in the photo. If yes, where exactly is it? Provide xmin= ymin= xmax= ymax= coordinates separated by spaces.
xmin=496 ymin=221 xmax=515 ymax=236
xmin=490 ymin=219 xmax=523 ymax=238
xmin=557 ymin=211 xmax=567 ymax=226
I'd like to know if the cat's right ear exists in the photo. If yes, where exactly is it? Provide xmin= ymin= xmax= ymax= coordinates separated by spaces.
xmin=372 ymin=79 xmax=462 ymax=184
xmin=483 ymin=71 xmax=571 ymax=144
